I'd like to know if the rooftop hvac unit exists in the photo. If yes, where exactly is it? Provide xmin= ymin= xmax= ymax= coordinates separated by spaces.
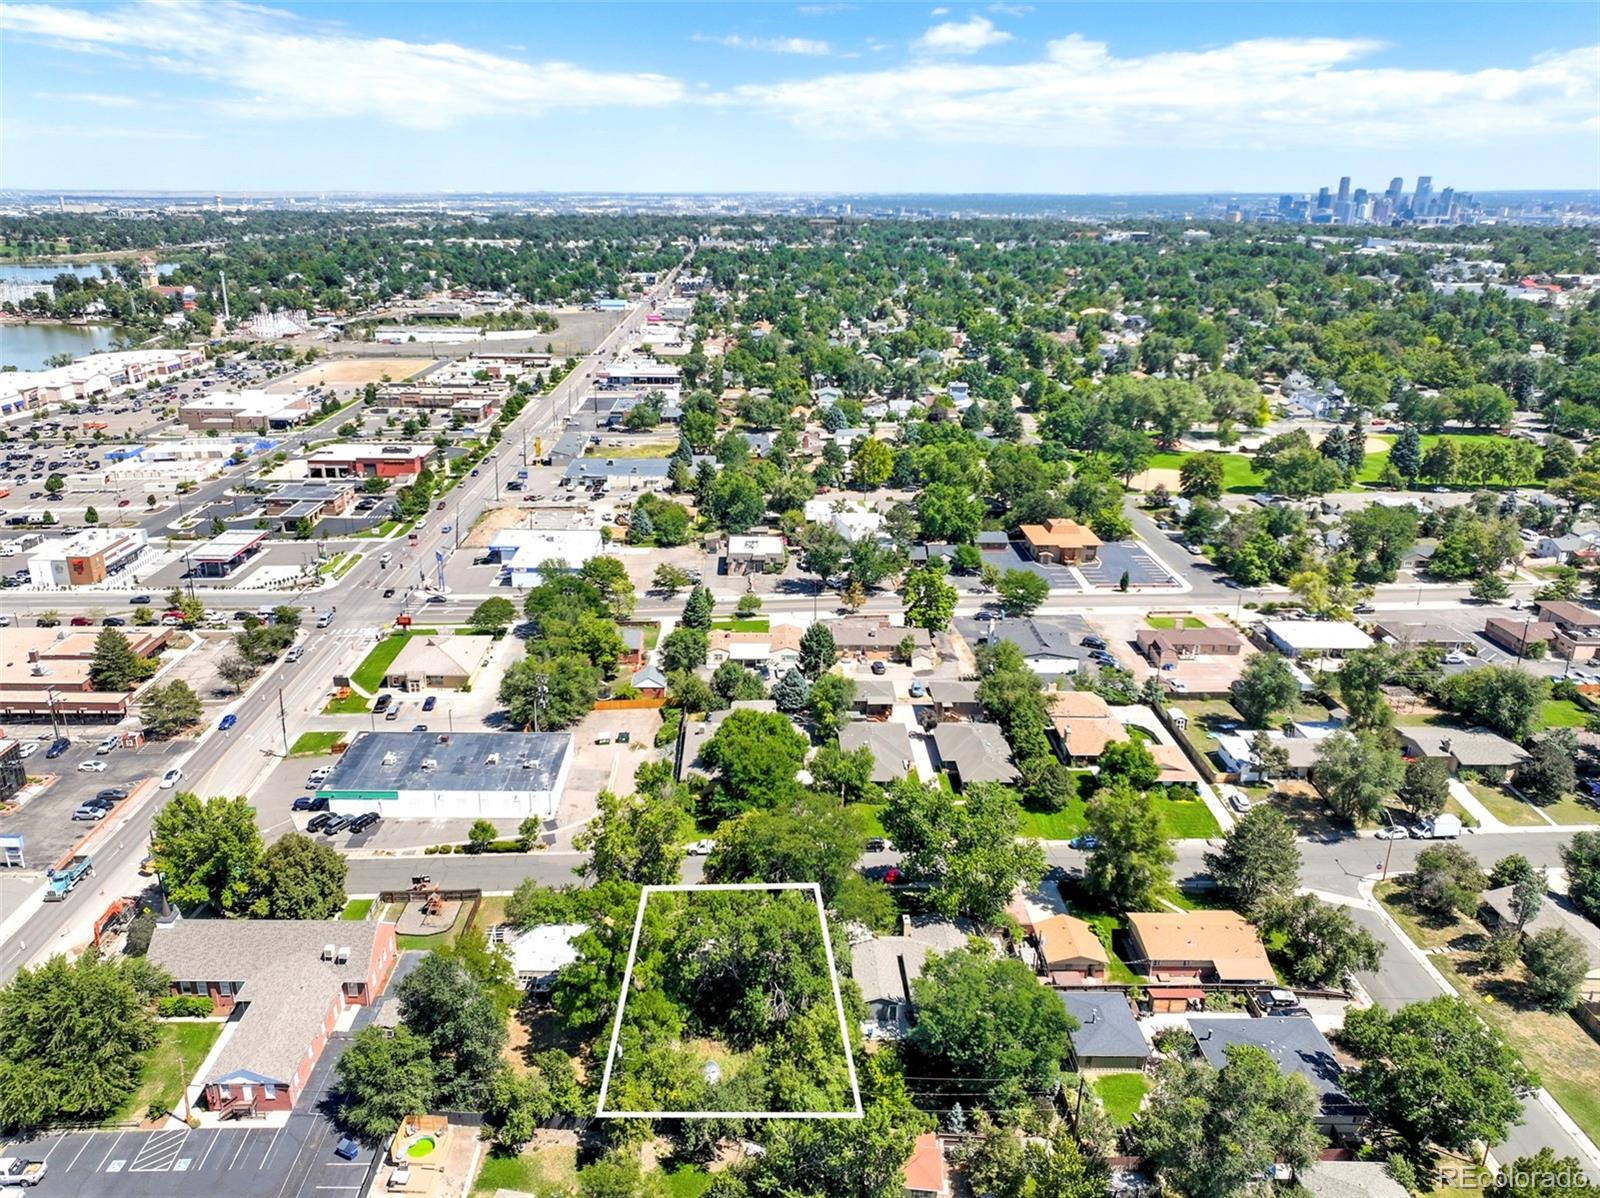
xmin=335 ymin=946 xmax=350 ymax=964
xmin=485 ymin=752 xmax=499 ymax=766
xmin=420 ymin=758 xmax=437 ymax=771
xmin=321 ymin=943 xmax=336 ymax=960
xmin=382 ymin=752 xmax=398 ymax=766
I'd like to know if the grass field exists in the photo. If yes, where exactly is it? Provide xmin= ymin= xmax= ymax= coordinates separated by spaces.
xmin=664 ymin=1165 xmax=713 ymax=1198
xmin=289 ymin=730 xmax=345 ymax=757
xmin=1092 ymin=1072 xmax=1150 ymax=1126
xmin=113 ymin=1020 xmax=223 ymax=1123
xmin=1376 ymin=884 xmax=1600 ymax=1143
xmin=1539 ymin=698 xmax=1589 ymax=729
xmin=583 ymin=441 xmax=676 ymax=459
xmin=1146 ymin=615 xmax=1205 ymax=630
xmin=472 ymin=1143 xmax=578 ymax=1195
xmin=1147 ymin=450 xmax=1263 ymax=493
xmin=709 ymin=618 xmax=769 ymax=632
xmin=352 ymin=632 xmax=412 ymax=692
xmin=1466 ymin=781 xmax=1549 ymax=828
xmin=341 ymin=898 xmax=373 ymax=921
xmin=323 ymin=692 xmax=369 ymax=715
xmin=1017 ymin=788 xmax=1217 ymax=840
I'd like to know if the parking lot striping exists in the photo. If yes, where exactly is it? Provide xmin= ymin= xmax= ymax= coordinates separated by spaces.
xmin=260 ymin=1125 xmax=284 ymax=1169
xmin=131 ymin=1127 xmax=188 ymax=1171
xmin=96 ymin=1130 xmax=127 ymax=1171
xmin=65 ymin=1132 xmax=96 ymax=1172
xmin=228 ymin=1130 xmax=254 ymax=1171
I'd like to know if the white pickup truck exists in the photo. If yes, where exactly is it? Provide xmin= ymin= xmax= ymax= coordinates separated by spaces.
xmin=0 ymin=1158 xmax=47 ymax=1187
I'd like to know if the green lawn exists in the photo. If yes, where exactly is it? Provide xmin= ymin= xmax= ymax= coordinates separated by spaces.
xmin=855 ymin=803 xmax=888 ymax=839
xmin=1146 ymin=450 xmax=1263 ymax=493
xmin=1017 ymin=787 xmax=1216 ymax=840
xmin=289 ymin=730 xmax=345 ymax=757
xmin=710 ymin=618 xmax=769 ymax=632
xmin=112 ymin=1020 xmax=223 ymax=1123
xmin=583 ymin=441 xmax=676 ymax=459
xmin=1466 ymin=780 xmax=1549 ymax=828
xmin=1092 ymin=1072 xmax=1150 ymax=1126
xmin=341 ymin=898 xmax=373 ymax=921
xmin=664 ymin=1165 xmax=713 ymax=1198
xmin=1018 ymin=803 xmax=1088 ymax=839
xmin=472 ymin=1145 xmax=577 ymax=1195
xmin=1539 ymin=698 xmax=1589 ymax=729
xmin=323 ymin=692 xmax=369 ymax=715
xmin=352 ymin=633 xmax=412 ymax=692
xmin=1146 ymin=615 xmax=1205 ymax=630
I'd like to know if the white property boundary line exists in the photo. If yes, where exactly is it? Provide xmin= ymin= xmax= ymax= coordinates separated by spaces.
xmin=593 ymin=881 xmax=865 ymax=1120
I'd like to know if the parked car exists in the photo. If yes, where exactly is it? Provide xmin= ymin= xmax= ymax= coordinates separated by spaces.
xmin=71 ymin=804 xmax=107 ymax=821
xmin=384 ymin=703 xmax=401 ymax=722
xmin=306 ymin=812 xmax=335 ymax=832
xmin=616 ymin=730 xmax=631 ymax=744
xmin=1375 ymin=825 xmax=1409 ymax=840
xmin=686 ymin=839 xmax=715 ymax=855
xmin=865 ymin=837 xmax=893 ymax=852
xmin=348 ymin=812 xmax=380 ymax=834
xmin=44 ymin=737 xmax=69 ymax=758
xmin=411 ymin=724 xmax=428 ymax=733
xmin=908 ymin=680 xmax=926 ymax=697
xmin=96 ymin=788 xmax=129 ymax=801
xmin=292 ymin=795 xmax=328 ymax=812
xmin=95 ymin=735 xmax=118 ymax=754
xmin=595 ymin=735 xmax=611 ymax=745
xmin=1080 ymin=634 xmax=1107 ymax=650
xmin=870 ymin=660 xmax=887 ymax=675
xmin=76 ymin=760 xmax=107 ymax=773
xmin=421 ymin=696 xmax=436 ymax=712
xmin=321 ymin=814 xmax=350 ymax=835
xmin=382 ymin=588 xmax=396 ymax=598
xmin=334 ymin=1138 xmax=361 ymax=1162
xmin=16 ymin=742 xmax=37 ymax=759
xmin=373 ymin=693 xmax=393 ymax=713
xmin=102 ymin=616 xmax=126 ymax=627
xmin=1068 ymin=834 xmax=1099 ymax=850
xmin=1443 ymin=652 xmax=1468 ymax=665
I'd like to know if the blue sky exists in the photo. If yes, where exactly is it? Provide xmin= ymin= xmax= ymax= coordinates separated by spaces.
xmin=2 ymin=2 xmax=1597 ymax=194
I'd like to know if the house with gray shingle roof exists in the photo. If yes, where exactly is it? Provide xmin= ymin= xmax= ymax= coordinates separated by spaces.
xmin=1059 ymin=992 xmax=1150 ymax=1072
xmin=838 ymin=720 xmax=914 ymax=784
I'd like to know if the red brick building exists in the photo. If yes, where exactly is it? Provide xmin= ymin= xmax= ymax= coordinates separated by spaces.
xmin=148 ymin=918 xmax=398 ymax=1116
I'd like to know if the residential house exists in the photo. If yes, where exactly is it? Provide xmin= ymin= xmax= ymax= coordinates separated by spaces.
xmin=803 ymin=497 xmax=885 ymax=542
xmin=1136 ymin=626 xmax=1246 ymax=669
xmin=383 ymin=635 xmax=494 ymax=692
xmin=1215 ymin=731 xmax=1320 ymax=782
xmin=839 ymin=720 xmax=915 ymax=784
xmin=147 ymin=918 xmax=398 ymax=1116
xmin=1059 ymin=992 xmax=1150 ymax=1072
xmin=903 ymin=1133 xmax=951 ymax=1198
xmin=1033 ymin=913 xmax=1110 ymax=985
xmin=832 ymin=619 xmax=934 ymax=666
xmin=1532 ymin=601 xmax=1600 ymax=663
xmin=969 ymin=617 xmax=1081 ymax=676
xmin=1398 ymin=727 xmax=1529 ymax=774
xmin=1482 ymin=887 xmax=1600 ymax=1001
xmin=619 ymin=627 xmax=646 ymax=670
xmin=850 ymin=677 xmax=898 ymax=717
xmin=851 ymin=918 xmax=970 ymax=1038
xmin=1125 ymin=910 xmax=1275 ymax=985
xmin=932 ymin=722 xmax=1019 ymax=788
xmin=1537 ymin=533 xmax=1600 ymax=564
xmin=922 ymin=679 xmax=983 ymax=720
xmin=724 ymin=534 xmax=786 ymax=575
xmin=706 ymin=626 xmax=804 ymax=673
xmin=1148 ymin=740 xmax=1201 ymax=785
xmin=1298 ymin=1162 xmax=1410 ymax=1198
xmin=1190 ymin=1016 xmax=1363 ymax=1137
xmin=1019 ymin=518 xmax=1102 ymax=566
xmin=630 ymin=666 xmax=668 ymax=698
xmin=1047 ymin=690 xmax=1128 ymax=764
xmin=1371 ymin=622 xmax=1473 ymax=652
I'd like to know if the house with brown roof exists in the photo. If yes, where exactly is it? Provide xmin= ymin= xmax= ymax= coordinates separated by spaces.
xmin=831 ymin=619 xmax=935 ymax=666
xmin=706 ymin=625 xmax=804 ymax=672
xmin=1530 ymin=601 xmax=1600 ymax=662
xmin=1019 ymin=517 xmax=1101 ymax=565
xmin=383 ymin=635 xmax=495 ymax=691
xmin=1033 ymin=913 xmax=1110 ymax=984
xmin=1047 ymin=690 xmax=1129 ymax=763
xmin=1125 ymin=910 xmax=1275 ymax=985
xmin=1135 ymin=626 xmax=1246 ymax=668
xmin=1483 ymin=617 xmax=1558 ymax=657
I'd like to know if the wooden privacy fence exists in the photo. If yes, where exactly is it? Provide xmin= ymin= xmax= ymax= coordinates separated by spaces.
xmin=594 ymin=697 xmax=667 ymax=710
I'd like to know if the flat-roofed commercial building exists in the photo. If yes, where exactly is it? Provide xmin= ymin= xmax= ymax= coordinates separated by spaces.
xmin=185 ymin=530 xmax=268 ymax=578
xmin=305 ymin=444 xmax=435 ymax=481
xmin=28 ymin=527 xmax=148 ymax=587
xmin=317 ymin=730 xmax=572 ymax=820
xmin=180 ymin=389 xmax=315 ymax=433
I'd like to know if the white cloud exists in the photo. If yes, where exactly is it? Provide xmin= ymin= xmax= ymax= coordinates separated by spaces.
xmin=693 ymin=33 xmax=831 ymax=56
xmin=732 ymin=34 xmax=1600 ymax=151
xmin=33 ymin=90 xmax=138 ymax=107
xmin=987 ymin=2 xmax=1034 ymax=14
xmin=930 ymin=7 xmax=948 ymax=15
xmin=913 ymin=15 xmax=1011 ymax=55
xmin=0 ymin=0 xmax=686 ymax=128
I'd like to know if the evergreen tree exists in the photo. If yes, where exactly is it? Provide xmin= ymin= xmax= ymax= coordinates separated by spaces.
xmin=771 ymin=667 xmax=811 ymax=713
xmin=89 ymin=627 xmax=151 ymax=692
xmin=1390 ymin=426 xmax=1423 ymax=482
xmin=681 ymin=585 xmax=714 ymax=632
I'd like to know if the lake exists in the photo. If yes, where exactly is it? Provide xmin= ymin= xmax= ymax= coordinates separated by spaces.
xmin=0 ymin=262 xmax=176 ymax=284
xmin=0 ymin=323 xmax=126 ymax=371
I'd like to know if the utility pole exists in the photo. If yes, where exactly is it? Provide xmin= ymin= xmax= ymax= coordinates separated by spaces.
xmin=277 ymin=687 xmax=289 ymax=755
xmin=178 ymin=1052 xmax=192 ymax=1123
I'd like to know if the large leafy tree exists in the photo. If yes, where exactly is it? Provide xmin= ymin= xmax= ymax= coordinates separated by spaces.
xmin=1256 ymin=893 xmax=1383 ymax=988
xmin=572 ymin=786 xmax=686 ymax=886
xmin=1409 ymin=843 xmax=1487 ymax=917
xmin=901 ymin=565 xmax=957 ymax=632
xmin=396 ymin=951 xmax=508 ymax=1109
xmin=1230 ymin=651 xmax=1299 ymax=727
xmin=0 ymin=953 xmax=165 ymax=1129
xmin=706 ymin=792 xmax=866 ymax=902
xmin=140 ymin=678 xmax=203 ymax=737
xmin=1312 ymin=730 xmax=1403 ymax=823
xmin=333 ymin=1025 xmax=437 ymax=1139
xmin=1562 ymin=832 xmax=1600 ymax=924
xmin=1136 ymin=1043 xmax=1324 ymax=1198
xmin=1437 ymin=665 xmax=1550 ymax=742
xmin=1523 ymin=927 xmax=1590 ymax=1011
xmin=468 ymin=596 xmax=517 ymax=634
xmin=798 ymin=622 xmax=838 ymax=678
xmin=1487 ymin=1149 xmax=1600 ymax=1198
xmin=882 ymin=778 xmax=1044 ymax=923
xmin=1341 ymin=997 xmax=1536 ymax=1162
xmin=248 ymin=832 xmax=347 ymax=920
xmin=909 ymin=946 xmax=1073 ymax=1110
xmin=499 ymin=653 xmax=599 ymax=730
xmin=1083 ymin=779 xmax=1174 ymax=912
xmin=1204 ymin=805 xmax=1300 ymax=918
xmin=151 ymin=792 xmax=263 ymax=913
xmin=996 ymin=569 xmax=1049 ymax=617
xmin=699 ymin=708 xmax=808 ymax=820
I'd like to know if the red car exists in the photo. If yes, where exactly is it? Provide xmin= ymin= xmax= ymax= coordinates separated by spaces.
xmin=883 ymin=866 xmax=903 ymax=885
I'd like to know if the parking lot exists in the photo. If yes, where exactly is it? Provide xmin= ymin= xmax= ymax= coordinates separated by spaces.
xmin=1079 ymin=540 xmax=1181 ymax=590
xmin=0 ymin=732 xmax=182 ymax=871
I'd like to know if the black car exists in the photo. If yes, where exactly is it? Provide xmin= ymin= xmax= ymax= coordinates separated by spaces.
xmin=321 ymin=814 xmax=350 ymax=835
xmin=348 ymin=811 xmax=380 ymax=833
xmin=102 ymin=616 xmax=127 ymax=627
xmin=1080 ymin=634 xmax=1107 ymax=650
xmin=382 ymin=587 xmax=396 ymax=598
xmin=422 ymin=696 xmax=436 ymax=712
xmin=306 ymin=812 xmax=335 ymax=832
xmin=95 ymin=788 xmax=129 ymax=801
xmin=292 ymin=795 xmax=329 ymax=812
xmin=82 ymin=796 xmax=116 ymax=812
xmin=373 ymin=693 xmax=393 ymax=713
xmin=44 ymin=737 xmax=70 ymax=759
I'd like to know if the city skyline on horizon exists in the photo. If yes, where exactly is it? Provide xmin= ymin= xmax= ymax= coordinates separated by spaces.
xmin=2 ymin=1 xmax=1597 ymax=194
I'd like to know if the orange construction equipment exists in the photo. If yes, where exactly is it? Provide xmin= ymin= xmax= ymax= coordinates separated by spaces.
xmin=93 ymin=897 xmax=135 ymax=947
